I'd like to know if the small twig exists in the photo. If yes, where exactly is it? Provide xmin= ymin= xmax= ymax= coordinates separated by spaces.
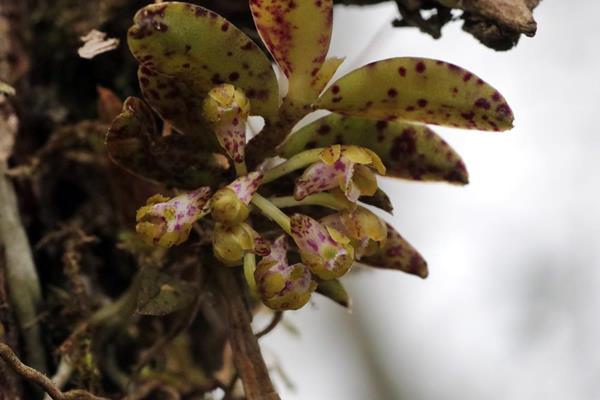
xmin=0 ymin=342 xmax=109 ymax=400
xmin=42 ymin=357 xmax=74 ymax=400
xmin=255 ymin=311 xmax=283 ymax=339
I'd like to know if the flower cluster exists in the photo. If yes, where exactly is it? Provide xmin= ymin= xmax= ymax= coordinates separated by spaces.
xmin=109 ymin=0 xmax=513 ymax=311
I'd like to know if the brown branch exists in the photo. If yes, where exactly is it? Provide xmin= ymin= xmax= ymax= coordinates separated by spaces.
xmin=0 ymin=342 xmax=110 ymax=400
xmin=213 ymin=267 xmax=280 ymax=400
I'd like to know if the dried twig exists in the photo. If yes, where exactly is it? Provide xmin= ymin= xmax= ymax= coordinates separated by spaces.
xmin=0 ymin=342 xmax=109 ymax=400
xmin=214 ymin=267 xmax=280 ymax=400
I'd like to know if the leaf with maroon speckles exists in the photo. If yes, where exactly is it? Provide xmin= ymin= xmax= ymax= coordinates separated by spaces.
xmin=250 ymin=0 xmax=333 ymax=102
xmin=360 ymin=188 xmax=393 ymax=214
xmin=360 ymin=223 xmax=428 ymax=279
xmin=106 ymin=97 xmax=230 ymax=188
xmin=128 ymin=3 xmax=279 ymax=121
xmin=138 ymin=67 xmax=215 ymax=149
xmin=316 ymin=58 xmax=514 ymax=131
xmin=315 ymin=279 xmax=351 ymax=308
xmin=279 ymin=113 xmax=469 ymax=185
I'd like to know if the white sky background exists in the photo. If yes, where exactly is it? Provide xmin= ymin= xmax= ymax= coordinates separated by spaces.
xmin=260 ymin=2 xmax=600 ymax=399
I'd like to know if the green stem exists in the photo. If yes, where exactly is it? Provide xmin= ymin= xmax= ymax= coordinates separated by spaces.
xmin=251 ymin=194 xmax=291 ymax=234
xmin=261 ymin=148 xmax=323 ymax=184
xmin=269 ymin=193 xmax=351 ymax=211
xmin=243 ymin=253 xmax=258 ymax=298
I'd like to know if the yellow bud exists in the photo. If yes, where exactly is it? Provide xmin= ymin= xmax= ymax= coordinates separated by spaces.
xmin=210 ymin=187 xmax=250 ymax=226
xmin=213 ymin=223 xmax=256 ymax=266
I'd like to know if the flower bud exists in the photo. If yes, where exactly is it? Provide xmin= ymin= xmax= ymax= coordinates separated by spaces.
xmin=202 ymin=84 xmax=250 ymax=163
xmin=255 ymin=236 xmax=316 ymax=310
xmin=136 ymin=188 xmax=212 ymax=248
xmin=210 ymin=172 xmax=262 ymax=225
xmin=213 ymin=223 xmax=268 ymax=266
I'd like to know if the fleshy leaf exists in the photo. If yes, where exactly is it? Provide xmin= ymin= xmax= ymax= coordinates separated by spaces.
xmin=128 ymin=2 xmax=279 ymax=121
xmin=315 ymin=279 xmax=351 ymax=308
xmin=361 ymin=223 xmax=428 ymax=279
xmin=361 ymin=188 xmax=393 ymax=214
xmin=106 ymin=97 xmax=230 ymax=188
xmin=137 ymin=268 xmax=197 ymax=316
xmin=316 ymin=57 xmax=514 ymax=131
xmin=255 ymin=236 xmax=316 ymax=311
xmin=280 ymin=113 xmax=469 ymax=184
xmin=290 ymin=213 xmax=354 ymax=280
xmin=250 ymin=0 xmax=333 ymax=102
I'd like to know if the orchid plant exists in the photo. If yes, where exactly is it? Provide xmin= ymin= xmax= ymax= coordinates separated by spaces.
xmin=107 ymin=0 xmax=513 ymax=313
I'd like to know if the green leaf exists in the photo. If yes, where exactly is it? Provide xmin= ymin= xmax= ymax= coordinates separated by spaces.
xmin=360 ymin=224 xmax=428 ymax=279
xmin=106 ymin=97 xmax=231 ymax=188
xmin=137 ymin=268 xmax=197 ymax=316
xmin=128 ymin=2 xmax=279 ymax=121
xmin=250 ymin=0 xmax=334 ymax=102
xmin=279 ymin=113 xmax=469 ymax=184
xmin=315 ymin=279 xmax=351 ymax=308
xmin=316 ymin=58 xmax=514 ymax=131
xmin=360 ymin=188 xmax=393 ymax=214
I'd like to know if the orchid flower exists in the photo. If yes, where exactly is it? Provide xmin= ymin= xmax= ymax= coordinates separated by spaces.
xmin=211 ymin=171 xmax=263 ymax=225
xmin=255 ymin=236 xmax=316 ymax=311
xmin=136 ymin=187 xmax=212 ymax=247
xmin=321 ymin=207 xmax=388 ymax=259
xmin=294 ymin=145 xmax=386 ymax=202
xmin=289 ymin=213 xmax=355 ymax=280
xmin=213 ymin=222 xmax=270 ymax=266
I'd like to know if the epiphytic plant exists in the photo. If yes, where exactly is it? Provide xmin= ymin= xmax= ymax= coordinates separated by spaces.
xmin=105 ymin=0 xmax=513 ymax=396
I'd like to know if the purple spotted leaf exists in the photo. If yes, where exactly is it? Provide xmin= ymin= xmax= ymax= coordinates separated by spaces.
xmin=128 ymin=3 xmax=279 ymax=122
xmin=250 ymin=0 xmax=333 ymax=102
xmin=255 ymin=235 xmax=316 ymax=310
xmin=316 ymin=58 xmax=514 ymax=131
xmin=280 ymin=113 xmax=469 ymax=184
xmin=360 ymin=188 xmax=394 ymax=214
xmin=106 ymin=97 xmax=231 ymax=188
xmin=360 ymin=223 xmax=428 ymax=279
xmin=315 ymin=279 xmax=350 ymax=308
xmin=290 ymin=213 xmax=354 ymax=280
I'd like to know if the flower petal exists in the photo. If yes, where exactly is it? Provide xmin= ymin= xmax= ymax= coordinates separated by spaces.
xmin=290 ymin=214 xmax=354 ymax=280
xmin=228 ymin=171 xmax=263 ymax=204
xmin=293 ymin=161 xmax=341 ymax=200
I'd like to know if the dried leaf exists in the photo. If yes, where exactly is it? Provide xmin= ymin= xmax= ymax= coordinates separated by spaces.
xmin=78 ymin=29 xmax=120 ymax=59
xmin=106 ymin=97 xmax=231 ymax=188
xmin=280 ymin=113 xmax=469 ymax=184
xmin=128 ymin=3 xmax=279 ymax=121
xmin=137 ymin=268 xmax=197 ymax=316
xmin=316 ymin=57 xmax=514 ymax=131
xmin=250 ymin=0 xmax=333 ymax=102
xmin=361 ymin=223 xmax=428 ymax=279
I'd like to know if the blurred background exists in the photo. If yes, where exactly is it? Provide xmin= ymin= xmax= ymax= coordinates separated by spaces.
xmin=261 ymin=2 xmax=600 ymax=399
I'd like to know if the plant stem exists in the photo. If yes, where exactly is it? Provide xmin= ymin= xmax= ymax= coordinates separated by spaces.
xmin=234 ymin=161 xmax=248 ymax=176
xmin=0 ymin=162 xmax=47 ymax=374
xmin=251 ymin=194 xmax=291 ymax=234
xmin=269 ymin=193 xmax=351 ymax=211
xmin=243 ymin=253 xmax=258 ymax=298
xmin=213 ymin=267 xmax=280 ymax=400
xmin=261 ymin=148 xmax=323 ymax=184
